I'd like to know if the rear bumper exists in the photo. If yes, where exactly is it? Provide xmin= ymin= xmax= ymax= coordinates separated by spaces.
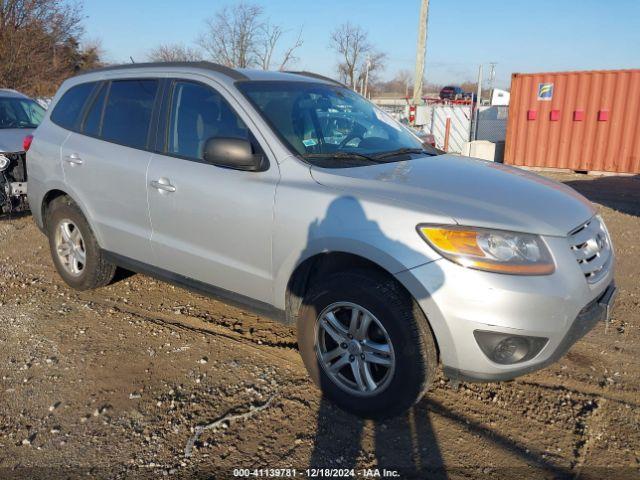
xmin=395 ymin=245 xmax=615 ymax=382
xmin=26 ymin=176 xmax=46 ymax=231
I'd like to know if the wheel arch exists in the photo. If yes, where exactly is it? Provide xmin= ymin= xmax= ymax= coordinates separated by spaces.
xmin=285 ymin=252 xmax=386 ymax=322
xmin=285 ymin=252 xmax=440 ymax=355
xmin=40 ymin=188 xmax=104 ymax=246
xmin=41 ymin=189 xmax=68 ymax=231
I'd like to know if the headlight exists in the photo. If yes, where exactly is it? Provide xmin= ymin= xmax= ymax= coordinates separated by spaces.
xmin=0 ymin=154 xmax=10 ymax=171
xmin=417 ymin=224 xmax=555 ymax=275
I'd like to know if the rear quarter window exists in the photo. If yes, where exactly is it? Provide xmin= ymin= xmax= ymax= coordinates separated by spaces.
xmin=83 ymin=83 xmax=108 ymax=137
xmin=50 ymin=82 xmax=96 ymax=130
xmin=101 ymin=79 xmax=158 ymax=150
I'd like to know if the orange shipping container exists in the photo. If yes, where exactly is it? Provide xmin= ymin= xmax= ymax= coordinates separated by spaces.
xmin=504 ymin=69 xmax=640 ymax=174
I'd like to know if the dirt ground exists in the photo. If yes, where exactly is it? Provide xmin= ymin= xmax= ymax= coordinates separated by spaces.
xmin=0 ymin=172 xmax=639 ymax=479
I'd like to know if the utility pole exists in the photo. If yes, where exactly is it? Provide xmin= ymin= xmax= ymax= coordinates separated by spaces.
xmin=412 ymin=0 xmax=429 ymax=105
xmin=473 ymin=64 xmax=483 ymax=141
xmin=363 ymin=56 xmax=371 ymax=98
xmin=488 ymin=62 xmax=497 ymax=92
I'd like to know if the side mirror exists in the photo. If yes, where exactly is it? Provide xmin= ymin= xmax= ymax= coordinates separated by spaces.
xmin=202 ymin=137 xmax=265 ymax=171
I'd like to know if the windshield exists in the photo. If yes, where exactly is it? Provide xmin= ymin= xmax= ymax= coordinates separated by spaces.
xmin=0 ymin=97 xmax=45 ymax=129
xmin=238 ymin=81 xmax=438 ymax=167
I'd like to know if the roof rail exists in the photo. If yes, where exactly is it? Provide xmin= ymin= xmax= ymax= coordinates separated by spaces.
xmin=76 ymin=61 xmax=248 ymax=81
xmin=284 ymin=71 xmax=344 ymax=86
xmin=0 ymin=88 xmax=27 ymax=97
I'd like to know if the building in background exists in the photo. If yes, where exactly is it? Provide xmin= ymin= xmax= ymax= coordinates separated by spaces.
xmin=491 ymin=88 xmax=510 ymax=106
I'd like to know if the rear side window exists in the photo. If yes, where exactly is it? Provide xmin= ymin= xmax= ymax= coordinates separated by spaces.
xmin=50 ymin=82 xmax=95 ymax=130
xmin=101 ymin=79 xmax=158 ymax=149
xmin=83 ymin=83 xmax=107 ymax=137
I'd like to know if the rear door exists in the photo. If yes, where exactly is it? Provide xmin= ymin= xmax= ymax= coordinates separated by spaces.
xmin=60 ymin=78 xmax=161 ymax=263
xmin=146 ymin=78 xmax=279 ymax=304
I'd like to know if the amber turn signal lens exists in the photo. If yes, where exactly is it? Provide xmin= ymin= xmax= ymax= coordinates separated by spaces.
xmin=419 ymin=227 xmax=484 ymax=257
xmin=417 ymin=225 xmax=555 ymax=276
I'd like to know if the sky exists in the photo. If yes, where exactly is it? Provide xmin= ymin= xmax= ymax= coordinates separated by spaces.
xmin=82 ymin=0 xmax=640 ymax=89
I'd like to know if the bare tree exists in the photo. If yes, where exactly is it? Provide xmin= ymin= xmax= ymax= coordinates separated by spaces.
xmin=256 ymin=22 xmax=282 ymax=70
xmin=396 ymin=69 xmax=413 ymax=96
xmin=276 ymin=27 xmax=303 ymax=71
xmin=198 ymin=2 xmax=303 ymax=70
xmin=256 ymin=24 xmax=303 ymax=70
xmin=147 ymin=43 xmax=203 ymax=62
xmin=198 ymin=3 xmax=263 ymax=68
xmin=331 ymin=23 xmax=366 ymax=88
xmin=373 ymin=69 xmax=414 ymax=96
xmin=0 ymin=0 xmax=99 ymax=96
xmin=77 ymin=38 xmax=105 ymax=71
xmin=330 ymin=23 xmax=384 ymax=89
xmin=355 ymin=50 xmax=385 ymax=95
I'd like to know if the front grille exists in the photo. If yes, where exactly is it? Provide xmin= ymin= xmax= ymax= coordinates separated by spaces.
xmin=568 ymin=216 xmax=612 ymax=284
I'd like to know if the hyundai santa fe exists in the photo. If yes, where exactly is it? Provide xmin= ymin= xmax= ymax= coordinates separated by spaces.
xmin=26 ymin=62 xmax=616 ymax=417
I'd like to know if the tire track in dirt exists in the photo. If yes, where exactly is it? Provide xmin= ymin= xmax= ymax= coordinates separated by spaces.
xmin=79 ymin=297 xmax=299 ymax=351
xmin=570 ymin=398 xmax=604 ymax=471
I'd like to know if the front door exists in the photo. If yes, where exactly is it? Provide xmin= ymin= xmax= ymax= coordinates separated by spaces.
xmin=147 ymin=79 xmax=279 ymax=304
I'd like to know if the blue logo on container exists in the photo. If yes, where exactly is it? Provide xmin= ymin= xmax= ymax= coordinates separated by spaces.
xmin=538 ymin=83 xmax=554 ymax=100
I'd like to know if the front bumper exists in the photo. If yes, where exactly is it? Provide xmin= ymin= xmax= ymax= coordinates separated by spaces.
xmin=395 ymin=237 xmax=615 ymax=382
xmin=1 ymin=151 xmax=29 ymax=213
xmin=444 ymin=282 xmax=616 ymax=381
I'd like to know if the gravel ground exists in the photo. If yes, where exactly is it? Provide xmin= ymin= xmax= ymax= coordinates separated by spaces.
xmin=0 ymin=172 xmax=638 ymax=479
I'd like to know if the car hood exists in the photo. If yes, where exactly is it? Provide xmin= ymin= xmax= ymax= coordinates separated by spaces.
xmin=310 ymin=154 xmax=595 ymax=236
xmin=0 ymin=128 xmax=33 ymax=153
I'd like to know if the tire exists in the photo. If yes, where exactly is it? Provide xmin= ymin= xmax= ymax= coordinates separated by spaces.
xmin=297 ymin=268 xmax=437 ymax=418
xmin=46 ymin=196 xmax=116 ymax=290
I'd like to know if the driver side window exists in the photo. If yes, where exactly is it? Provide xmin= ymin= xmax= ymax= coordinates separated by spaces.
xmin=168 ymin=81 xmax=249 ymax=160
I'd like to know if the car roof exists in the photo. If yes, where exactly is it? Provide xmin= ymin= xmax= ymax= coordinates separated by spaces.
xmin=72 ymin=61 xmax=343 ymax=86
xmin=0 ymin=88 xmax=30 ymax=99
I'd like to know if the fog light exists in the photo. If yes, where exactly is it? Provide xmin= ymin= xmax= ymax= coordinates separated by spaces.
xmin=474 ymin=331 xmax=548 ymax=365
xmin=493 ymin=336 xmax=528 ymax=363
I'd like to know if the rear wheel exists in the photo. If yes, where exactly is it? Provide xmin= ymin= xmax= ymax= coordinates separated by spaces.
xmin=297 ymin=268 xmax=437 ymax=418
xmin=46 ymin=196 xmax=116 ymax=290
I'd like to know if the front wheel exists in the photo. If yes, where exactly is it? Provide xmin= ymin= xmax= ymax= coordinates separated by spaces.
xmin=297 ymin=269 xmax=438 ymax=418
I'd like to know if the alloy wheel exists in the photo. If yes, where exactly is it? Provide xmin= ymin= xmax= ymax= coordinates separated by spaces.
xmin=315 ymin=302 xmax=395 ymax=397
xmin=54 ymin=219 xmax=86 ymax=277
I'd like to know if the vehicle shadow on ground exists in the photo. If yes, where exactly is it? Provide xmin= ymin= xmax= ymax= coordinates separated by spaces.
xmin=0 ymin=210 xmax=30 ymax=222
xmin=310 ymin=400 xmax=447 ymax=478
xmin=310 ymin=395 xmax=578 ymax=478
xmin=291 ymin=196 xmax=449 ymax=476
xmin=563 ymin=175 xmax=640 ymax=218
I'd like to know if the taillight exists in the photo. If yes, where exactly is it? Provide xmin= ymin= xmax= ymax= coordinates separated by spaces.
xmin=23 ymin=134 xmax=33 ymax=152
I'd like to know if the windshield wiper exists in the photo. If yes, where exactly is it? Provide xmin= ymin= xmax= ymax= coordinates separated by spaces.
xmin=303 ymin=151 xmax=382 ymax=163
xmin=372 ymin=147 xmax=433 ymax=159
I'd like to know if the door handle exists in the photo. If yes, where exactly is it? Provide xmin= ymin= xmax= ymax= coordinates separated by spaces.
xmin=150 ymin=178 xmax=176 ymax=193
xmin=64 ymin=153 xmax=83 ymax=165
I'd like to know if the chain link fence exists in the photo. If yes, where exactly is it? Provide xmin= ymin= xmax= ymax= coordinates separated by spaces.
xmin=474 ymin=106 xmax=509 ymax=142
xmin=372 ymin=98 xmax=509 ymax=156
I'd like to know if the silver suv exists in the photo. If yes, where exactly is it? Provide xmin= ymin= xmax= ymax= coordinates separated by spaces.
xmin=27 ymin=62 xmax=616 ymax=417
